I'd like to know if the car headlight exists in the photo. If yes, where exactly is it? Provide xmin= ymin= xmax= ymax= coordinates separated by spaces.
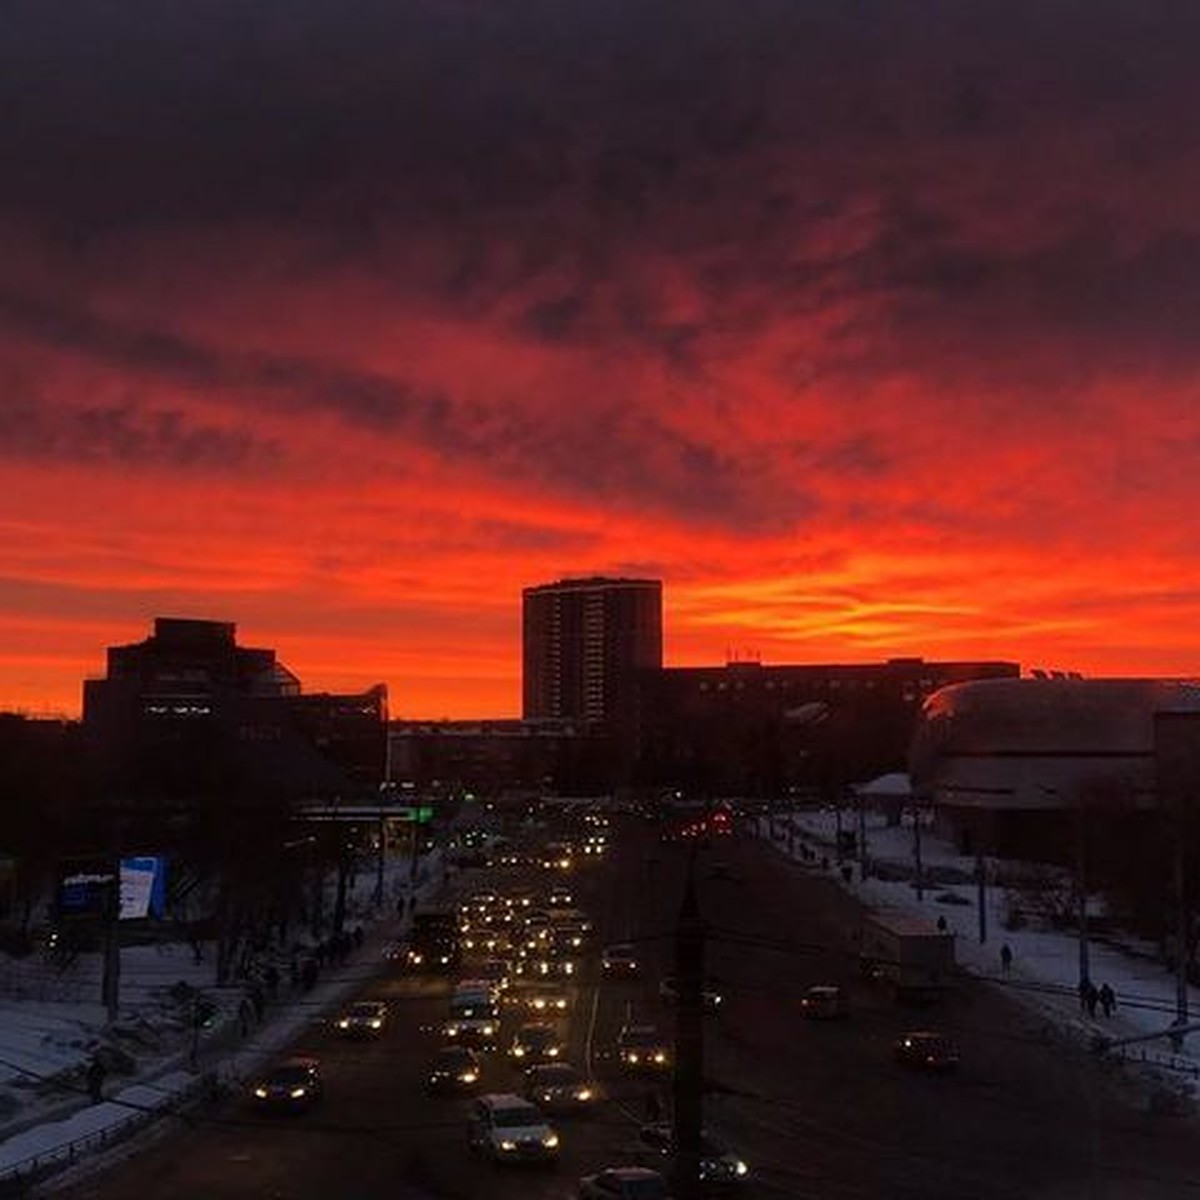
xmin=336 ymin=1019 xmax=350 ymax=1029
xmin=409 ymin=952 xmax=423 ymax=964
xmin=459 ymin=1071 xmax=478 ymax=1083
xmin=370 ymin=1019 xmax=383 ymax=1029
xmin=735 ymin=1160 xmax=749 ymax=1176
xmin=543 ymin=1133 xmax=559 ymax=1148
xmin=653 ymin=1052 xmax=666 ymax=1064
xmin=289 ymin=1086 xmax=307 ymax=1099
xmin=513 ymin=1046 xmax=525 ymax=1057
xmin=254 ymin=1086 xmax=268 ymax=1099
xmin=499 ymin=1140 xmax=517 ymax=1152
xmin=626 ymin=1052 xmax=639 ymax=1063
xmin=481 ymin=1024 xmax=495 ymax=1036
xmin=576 ymin=1088 xmax=592 ymax=1100
xmin=533 ymin=999 xmax=545 ymax=1009
xmin=446 ymin=1025 xmax=460 ymax=1036
xmin=547 ymin=1046 xmax=559 ymax=1056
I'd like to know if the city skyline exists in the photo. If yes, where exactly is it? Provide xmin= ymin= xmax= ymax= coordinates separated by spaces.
xmin=4 ymin=2 xmax=1200 ymax=717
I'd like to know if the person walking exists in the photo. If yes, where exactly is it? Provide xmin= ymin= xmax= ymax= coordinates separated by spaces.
xmin=86 ymin=1057 xmax=107 ymax=1104
xmin=1080 ymin=978 xmax=1099 ymax=1018
xmin=1000 ymin=943 xmax=1013 ymax=975
xmin=1098 ymin=983 xmax=1116 ymax=1018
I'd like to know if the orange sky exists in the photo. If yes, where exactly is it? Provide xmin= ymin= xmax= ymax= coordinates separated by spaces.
xmin=2 ymin=2 xmax=1200 ymax=718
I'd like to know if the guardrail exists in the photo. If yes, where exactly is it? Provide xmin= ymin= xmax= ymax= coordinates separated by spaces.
xmin=0 ymin=1072 xmax=215 ymax=1194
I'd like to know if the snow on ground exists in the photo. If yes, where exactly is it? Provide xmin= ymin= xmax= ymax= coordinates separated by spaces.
xmin=760 ymin=808 xmax=1200 ymax=1091
xmin=0 ymin=848 xmax=443 ymax=1184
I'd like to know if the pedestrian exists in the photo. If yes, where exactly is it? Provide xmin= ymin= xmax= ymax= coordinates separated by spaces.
xmin=1098 ymin=983 xmax=1116 ymax=1018
xmin=86 ymin=1056 xmax=106 ymax=1104
xmin=1080 ymin=978 xmax=1098 ymax=1017
xmin=936 ymin=915 xmax=948 ymax=934
xmin=1000 ymin=943 xmax=1013 ymax=975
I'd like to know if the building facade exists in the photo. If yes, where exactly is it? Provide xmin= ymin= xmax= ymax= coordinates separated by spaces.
xmin=522 ymin=577 xmax=663 ymax=725
xmin=637 ymin=656 xmax=1020 ymax=797
xmin=83 ymin=618 xmax=387 ymax=804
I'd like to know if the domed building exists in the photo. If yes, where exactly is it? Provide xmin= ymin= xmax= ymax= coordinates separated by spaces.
xmin=909 ymin=677 xmax=1200 ymax=860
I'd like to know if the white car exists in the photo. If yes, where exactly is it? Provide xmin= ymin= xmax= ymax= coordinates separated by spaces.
xmin=467 ymin=1092 xmax=560 ymax=1163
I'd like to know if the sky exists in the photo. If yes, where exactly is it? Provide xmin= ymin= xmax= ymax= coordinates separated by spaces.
xmin=2 ymin=0 xmax=1200 ymax=718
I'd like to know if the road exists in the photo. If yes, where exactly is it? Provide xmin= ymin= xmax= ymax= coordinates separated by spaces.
xmin=58 ymin=812 xmax=1200 ymax=1199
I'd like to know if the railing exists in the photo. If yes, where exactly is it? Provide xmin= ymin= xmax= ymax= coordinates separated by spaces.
xmin=0 ymin=1072 xmax=216 ymax=1192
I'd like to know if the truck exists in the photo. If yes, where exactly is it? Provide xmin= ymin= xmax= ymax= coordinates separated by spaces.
xmin=857 ymin=911 xmax=954 ymax=1003
xmin=404 ymin=908 xmax=461 ymax=973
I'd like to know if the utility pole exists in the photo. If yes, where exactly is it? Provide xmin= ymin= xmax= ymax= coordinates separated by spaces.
xmin=101 ymin=826 xmax=121 ymax=1024
xmin=913 ymin=801 xmax=924 ymax=903
xmin=672 ymin=855 xmax=704 ymax=1200
xmin=857 ymin=793 xmax=868 ymax=882
xmin=975 ymin=850 xmax=988 ymax=945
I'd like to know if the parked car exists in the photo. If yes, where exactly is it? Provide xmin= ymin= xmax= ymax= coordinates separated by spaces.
xmin=659 ymin=976 xmax=723 ymax=1009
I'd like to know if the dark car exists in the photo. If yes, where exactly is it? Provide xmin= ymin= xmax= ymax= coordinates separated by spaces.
xmin=250 ymin=1056 xmax=323 ymax=1112
xmin=637 ymin=1123 xmax=749 ymax=1185
xmin=894 ymin=1031 xmax=960 ymax=1071
xmin=800 ymin=985 xmax=849 ymax=1020
xmin=617 ymin=1025 xmax=670 ymax=1073
xmin=580 ymin=1166 xmax=672 ymax=1199
xmin=509 ymin=1022 xmax=564 ymax=1064
xmin=523 ymin=1062 xmax=600 ymax=1114
xmin=426 ymin=1045 xmax=483 ymax=1093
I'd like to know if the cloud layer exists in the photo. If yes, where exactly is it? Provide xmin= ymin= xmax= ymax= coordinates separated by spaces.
xmin=2 ymin=0 xmax=1200 ymax=715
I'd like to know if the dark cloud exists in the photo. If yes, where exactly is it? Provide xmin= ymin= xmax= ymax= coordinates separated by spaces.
xmin=0 ymin=286 xmax=797 ymax=527
xmin=0 ymin=393 xmax=276 ymax=473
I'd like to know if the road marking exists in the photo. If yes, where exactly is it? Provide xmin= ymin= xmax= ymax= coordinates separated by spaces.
xmin=584 ymin=979 xmax=601 ymax=1076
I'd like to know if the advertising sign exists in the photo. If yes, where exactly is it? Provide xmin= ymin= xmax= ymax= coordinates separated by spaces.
xmin=57 ymin=861 xmax=116 ymax=919
xmin=120 ymin=856 xmax=168 ymax=920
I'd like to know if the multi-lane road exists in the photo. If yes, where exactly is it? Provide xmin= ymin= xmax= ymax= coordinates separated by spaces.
xmin=59 ymin=812 xmax=1200 ymax=1199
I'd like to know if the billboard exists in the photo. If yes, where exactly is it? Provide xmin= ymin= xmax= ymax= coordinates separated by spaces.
xmin=57 ymin=861 xmax=117 ymax=919
xmin=120 ymin=856 xmax=168 ymax=920
xmin=57 ymin=856 xmax=168 ymax=920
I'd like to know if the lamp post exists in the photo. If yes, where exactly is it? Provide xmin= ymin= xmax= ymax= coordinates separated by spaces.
xmin=1041 ymin=783 xmax=1089 ymax=989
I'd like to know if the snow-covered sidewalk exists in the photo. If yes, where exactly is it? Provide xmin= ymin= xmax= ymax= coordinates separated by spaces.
xmin=759 ymin=809 xmax=1200 ymax=1100
xmin=0 ymin=850 xmax=446 ymax=1192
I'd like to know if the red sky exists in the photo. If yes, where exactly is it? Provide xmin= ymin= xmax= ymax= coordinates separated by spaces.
xmin=3 ymin=1 xmax=1200 ymax=718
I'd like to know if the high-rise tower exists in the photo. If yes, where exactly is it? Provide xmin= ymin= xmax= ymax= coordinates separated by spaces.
xmin=522 ymin=577 xmax=663 ymax=724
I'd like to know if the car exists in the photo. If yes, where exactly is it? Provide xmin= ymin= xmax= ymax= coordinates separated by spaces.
xmin=637 ymin=1123 xmax=749 ymax=1185
xmin=467 ymin=1092 xmax=560 ymax=1163
xmin=800 ymin=985 xmax=849 ymax=1020
xmin=602 ymin=944 xmax=640 ymax=977
xmin=250 ymin=1056 xmax=323 ymax=1112
xmin=444 ymin=990 xmax=501 ymax=1045
xmin=523 ymin=1062 xmax=600 ymax=1113
xmin=509 ymin=1022 xmax=563 ymax=1063
xmin=617 ymin=1025 xmax=670 ymax=1072
xmin=334 ymin=999 xmax=389 ymax=1037
xmin=518 ymin=981 xmax=570 ymax=1015
xmin=426 ymin=1045 xmax=483 ymax=1093
xmin=894 ymin=1031 xmax=960 ymax=1071
xmin=477 ymin=957 xmax=512 ymax=992
xmin=659 ymin=976 xmax=723 ymax=1010
xmin=579 ymin=1166 xmax=672 ymax=1199
xmin=546 ymin=885 xmax=575 ymax=909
